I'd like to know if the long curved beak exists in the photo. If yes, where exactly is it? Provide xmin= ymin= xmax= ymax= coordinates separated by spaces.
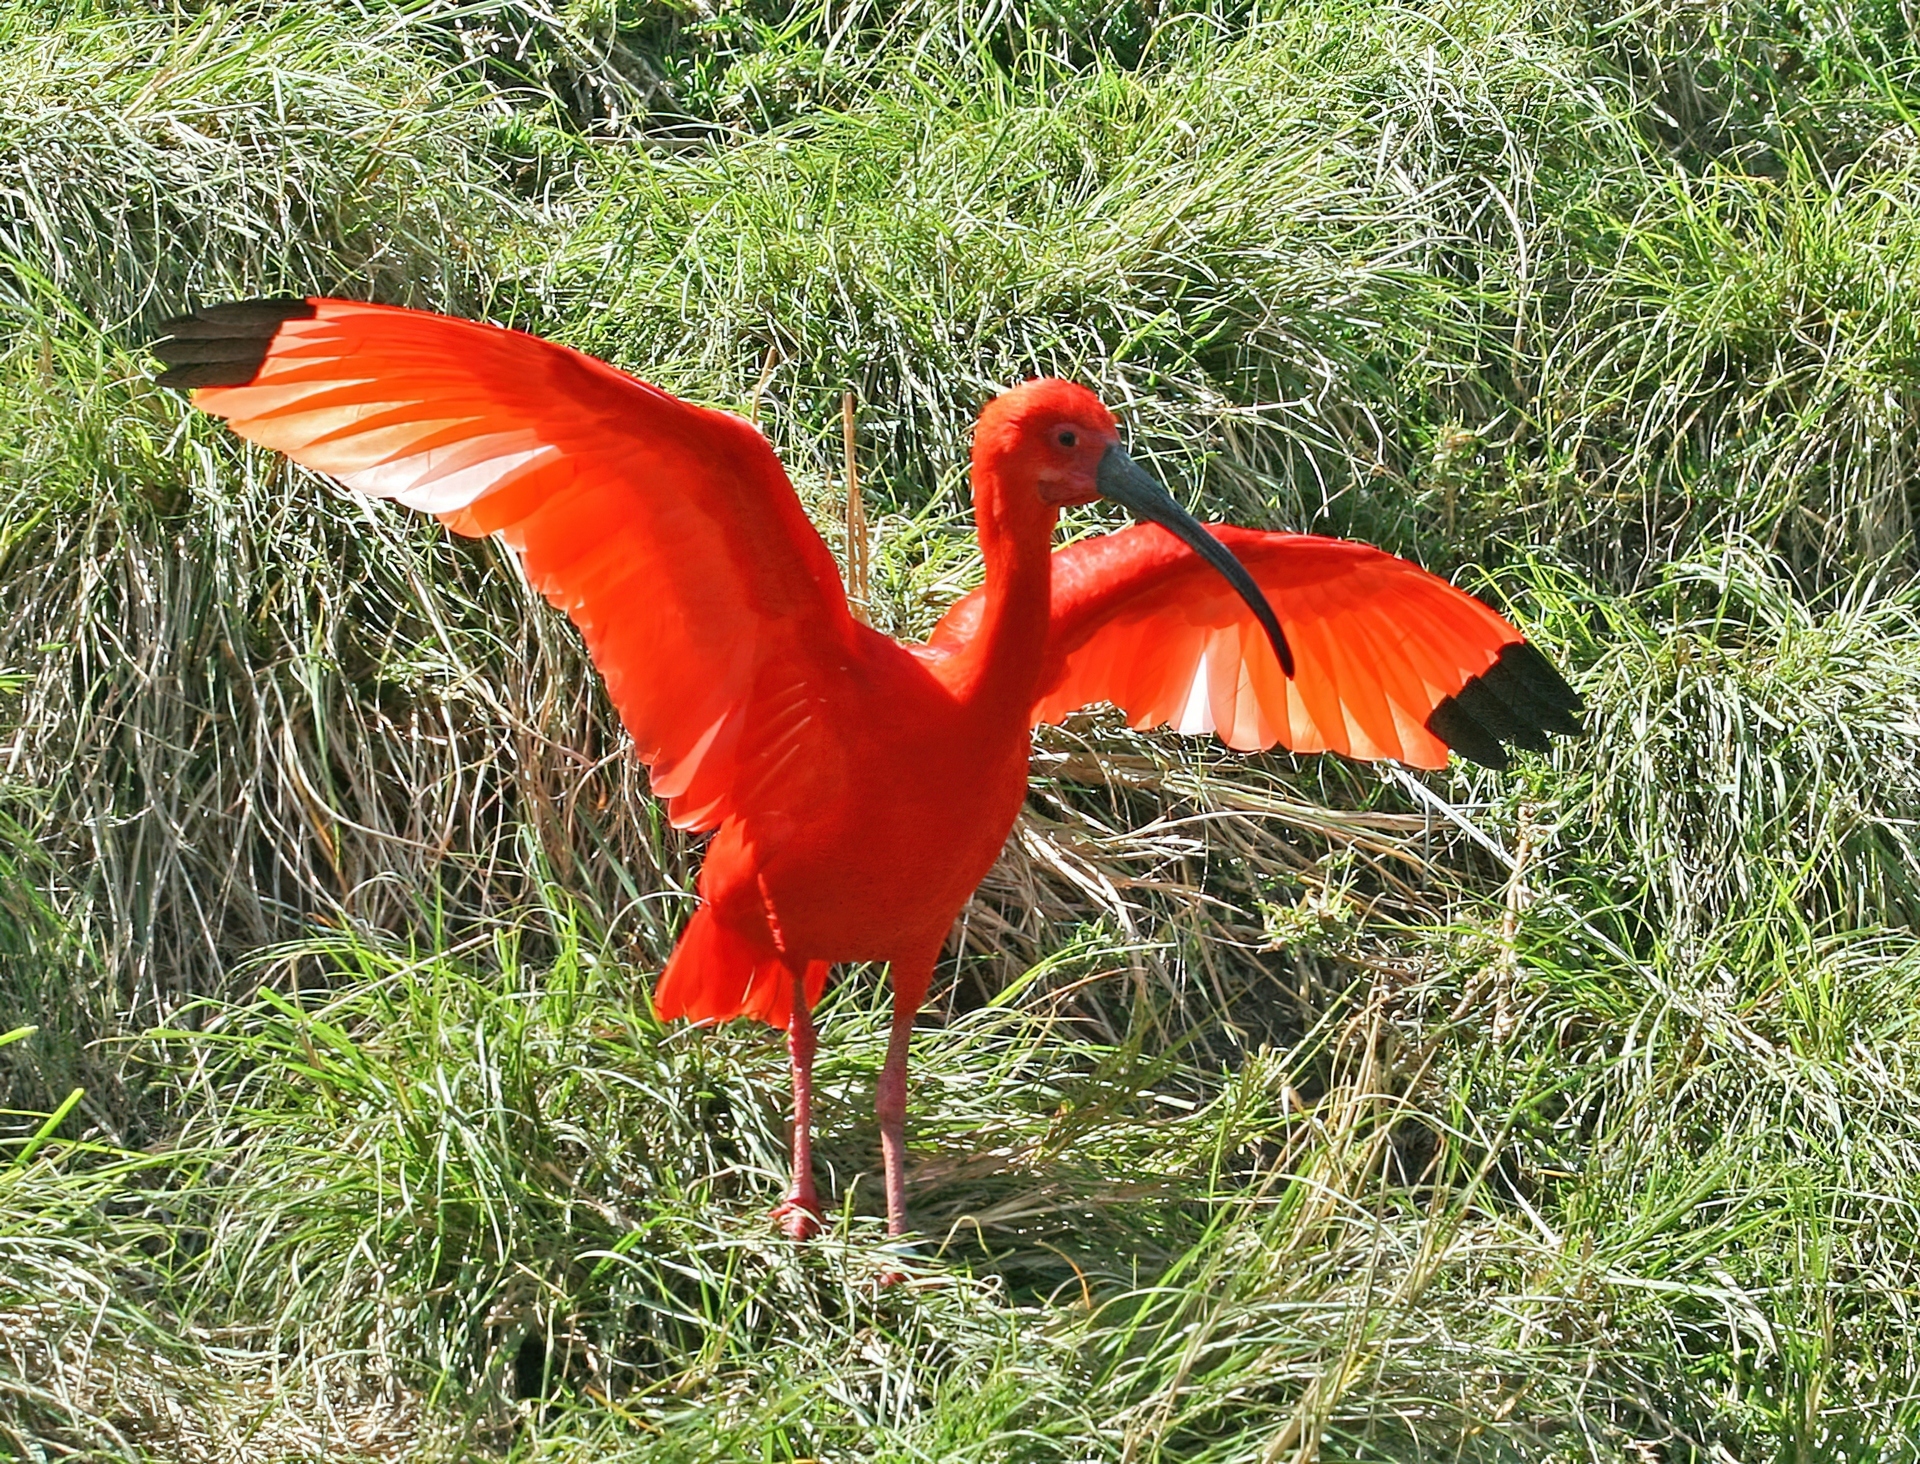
xmin=1096 ymin=444 xmax=1295 ymax=678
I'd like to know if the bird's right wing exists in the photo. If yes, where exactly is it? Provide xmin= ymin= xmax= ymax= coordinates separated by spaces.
xmin=157 ymin=297 xmax=859 ymax=833
xmin=929 ymin=523 xmax=1582 ymax=769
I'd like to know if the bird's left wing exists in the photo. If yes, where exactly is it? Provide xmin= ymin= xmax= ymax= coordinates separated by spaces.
xmin=928 ymin=522 xmax=1582 ymax=769
xmin=156 ymin=297 xmax=859 ymax=833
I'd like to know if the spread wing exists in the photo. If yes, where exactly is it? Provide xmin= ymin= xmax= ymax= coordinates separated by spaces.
xmin=929 ymin=523 xmax=1583 ymax=770
xmin=156 ymin=297 xmax=859 ymax=832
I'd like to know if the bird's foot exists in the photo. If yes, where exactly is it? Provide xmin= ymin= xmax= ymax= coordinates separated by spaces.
xmin=771 ymin=1193 xmax=824 ymax=1241
xmin=874 ymin=1234 xmax=921 ymax=1287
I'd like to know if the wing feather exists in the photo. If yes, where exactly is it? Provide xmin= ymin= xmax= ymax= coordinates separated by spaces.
xmin=933 ymin=522 xmax=1582 ymax=771
xmin=158 ymin=297 xmax=858 ymax=831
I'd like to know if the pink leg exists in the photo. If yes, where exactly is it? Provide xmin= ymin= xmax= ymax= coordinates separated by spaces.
xmin=771 ymin=968 xmax=824 ymax=1240
xmin=876 ymin=953 xmax=934 ymax=1238
xmin=874 ymin=1002 xmax=915 ymax=1237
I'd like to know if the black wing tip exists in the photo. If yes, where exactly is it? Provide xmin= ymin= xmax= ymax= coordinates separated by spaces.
xmin=151 ymin=297 xmax=317 ymax=390
xmin=1426 ymin=638 xmax=1584 ymax=770
xmin=1427 ymin=699 xmax=1513 ymax=770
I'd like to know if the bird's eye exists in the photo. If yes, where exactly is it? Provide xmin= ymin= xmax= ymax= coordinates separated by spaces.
xmin=1056 ymin=429 xmax=1078 ymax=448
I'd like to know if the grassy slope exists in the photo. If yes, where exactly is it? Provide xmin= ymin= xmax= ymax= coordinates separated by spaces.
xmin=5 ymin=0 xmax=1920 ymax=1457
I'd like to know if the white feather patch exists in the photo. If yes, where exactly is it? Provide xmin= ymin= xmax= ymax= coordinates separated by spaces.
xmin=350 ymin=442 xmax=565 ymax=513
xmin=1284 ymin=677 xmax=1327 ymax=753
xmin=294 ymin=417 xmax=484 ymax=475
xmin=1173 ymin=649 xmax=1215 ymax=735
xmin=1223 ymin=646 xmax=1265 ymax=750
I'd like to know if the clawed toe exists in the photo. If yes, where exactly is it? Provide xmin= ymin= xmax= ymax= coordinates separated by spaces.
xmin=771 ymin=1195 xmax=824 ymax=1241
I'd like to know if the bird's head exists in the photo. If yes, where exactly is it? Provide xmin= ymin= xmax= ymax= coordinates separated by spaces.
xmin=973 ymin=378 xmax=1117 ymax=509
xmin=972 ymin=378 xmax=1295 ymax=675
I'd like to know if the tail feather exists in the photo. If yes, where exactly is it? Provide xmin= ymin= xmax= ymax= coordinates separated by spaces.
xmin=653 ymin=905 xmax=829 ymax=1029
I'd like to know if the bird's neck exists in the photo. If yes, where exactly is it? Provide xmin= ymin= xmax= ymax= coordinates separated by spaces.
xmin=946 ymin=482 xmax=1056 ymax=720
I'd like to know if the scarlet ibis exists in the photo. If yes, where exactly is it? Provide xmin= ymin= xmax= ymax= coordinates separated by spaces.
xmin=155 ymin=298 xmax=1582 ymax=1240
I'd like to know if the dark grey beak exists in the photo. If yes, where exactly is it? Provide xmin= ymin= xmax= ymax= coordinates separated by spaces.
xmin=1095 ymin=444 xmax=1294 ymax=678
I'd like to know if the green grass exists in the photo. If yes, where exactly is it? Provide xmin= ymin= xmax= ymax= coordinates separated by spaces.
xmin=7 ymin=0 xmax=1920 ymax=1457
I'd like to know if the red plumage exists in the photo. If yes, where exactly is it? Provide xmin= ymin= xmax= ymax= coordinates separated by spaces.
xmin=156 ymin=297 xmax=1582 ymax=1238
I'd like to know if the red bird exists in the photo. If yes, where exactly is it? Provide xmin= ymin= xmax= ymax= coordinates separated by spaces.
xmin=156 ymin=299 xmax=1582 ymax=1239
